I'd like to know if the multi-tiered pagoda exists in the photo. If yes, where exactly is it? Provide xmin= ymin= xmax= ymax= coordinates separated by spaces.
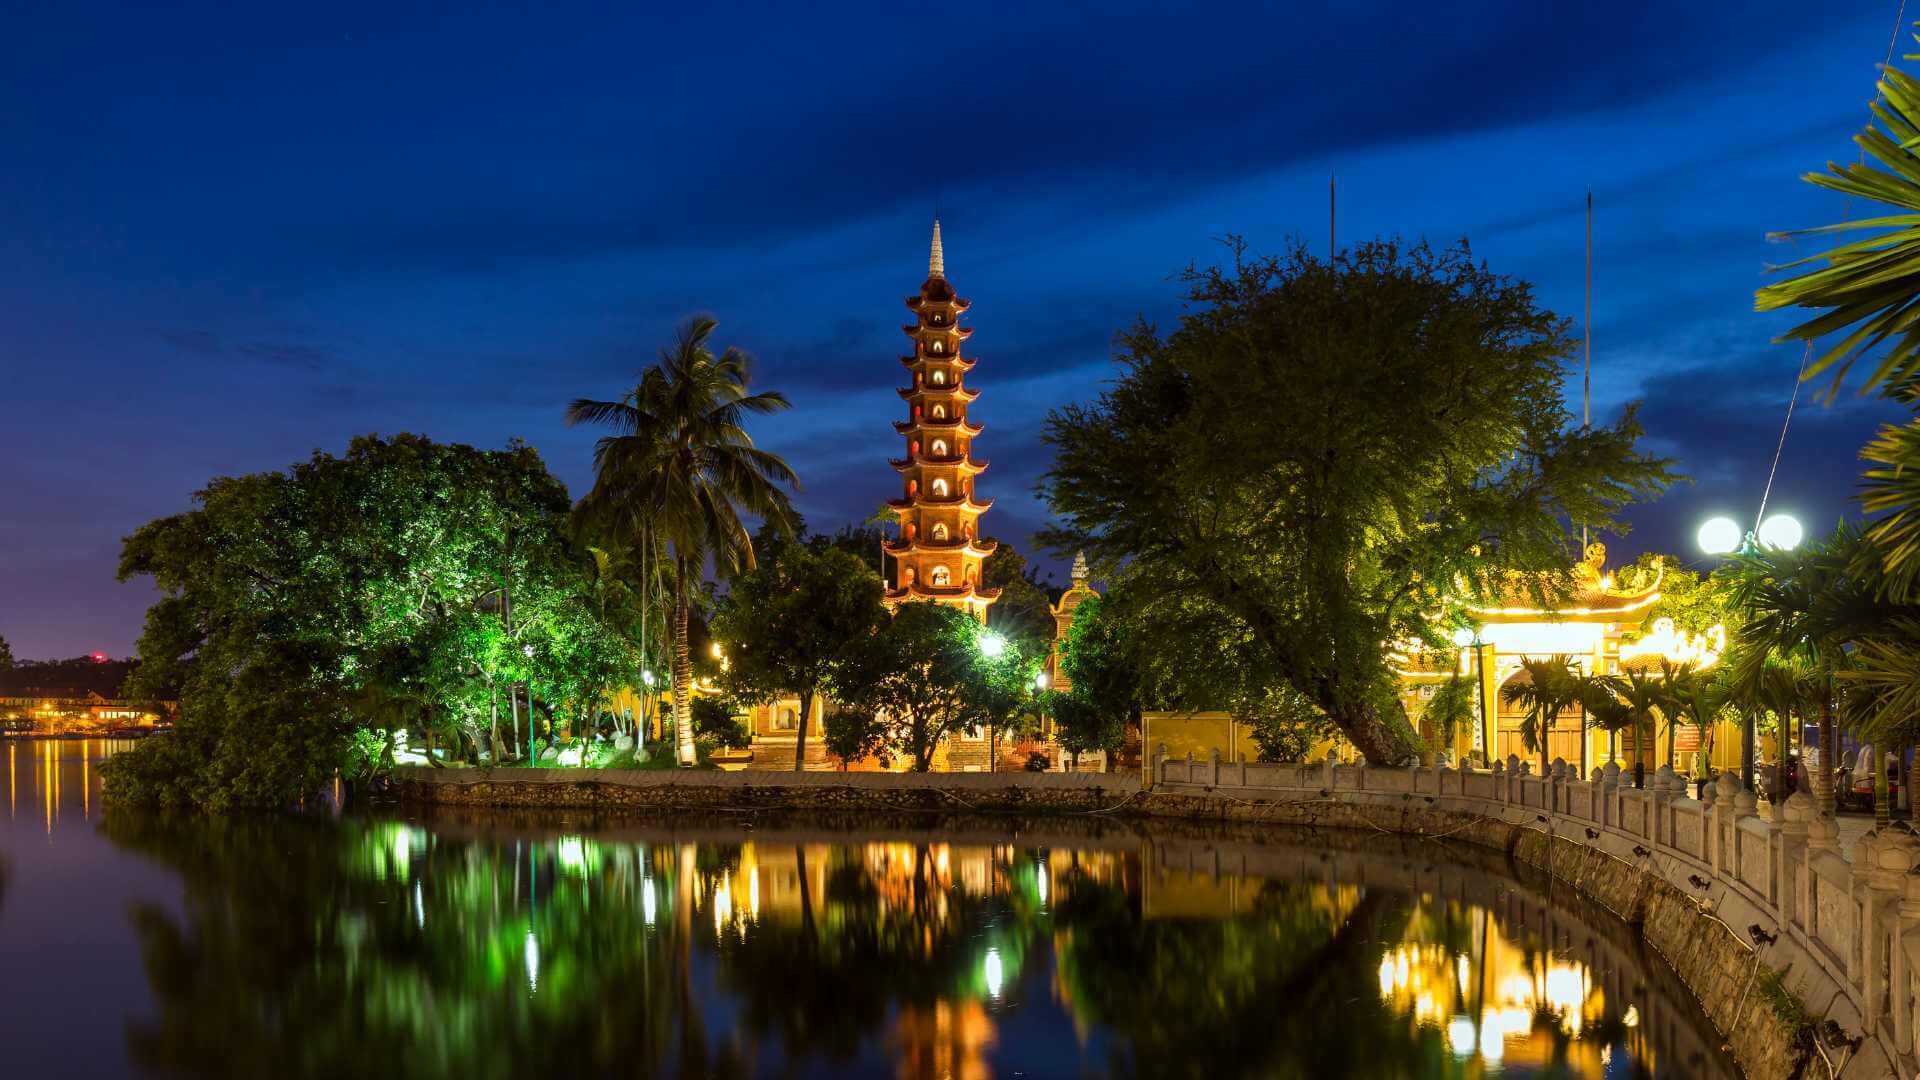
xmin=884 ymin=220 xmax=999 ymax=620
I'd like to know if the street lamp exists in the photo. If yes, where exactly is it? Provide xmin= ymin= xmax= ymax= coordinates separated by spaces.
xmin=1757 ymin=513 xmax=1803 ymax=551
xmin=1033 ymin=671 xmax=1049 ymax=691
xmin=1452 ymin=625 xmax=1492 ymax=768
xmin=978 ymin=631 xmax=1007 ymax=658
xmin=1697 ymin=516 xmax=1742 ymax=556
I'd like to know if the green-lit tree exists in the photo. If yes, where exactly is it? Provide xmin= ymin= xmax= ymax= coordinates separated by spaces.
xmin=1041 ymin=240 xmax=1674 ymax=765
xmin=1056 ymin=593 xmax=1145 ymax=762
xmin=566 ymin=316 xmax=799 ymax=766
xmin=712 ymin=541 xmax=886 ymax=770
xmin=841 ymin=603 xmax=1003 ymax=772
xmin=108 ymin=434 xmax=589 ymax=809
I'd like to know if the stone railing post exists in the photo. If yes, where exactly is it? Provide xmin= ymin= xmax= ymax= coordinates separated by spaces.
xmin=1491 ymin=758 xmax=1505 ymax=805
xmin=1860 ymin=830 xmax=1920 ymax=1038
xmin=1777 ymin=792 xmax=1810 ymax=928
xmin=1709 ymin=772 xmax=1739 ymax=876
xmin=1207 ymin=748 xmax=1221 ymax=787
xmin=1323 ymin=755 xmax=1336 ymax=795
xmin=1152 ymin=743 xmax=1168 ymax=787
xmin=1601 ymin=762 xmax=1621 ymax=829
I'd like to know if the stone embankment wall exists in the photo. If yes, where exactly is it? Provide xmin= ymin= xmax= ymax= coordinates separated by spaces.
xmin=394 ymin=754 xmax=1915 ymax=1079
xmin=392 ymin=765 xmax=1140 ymax=815
xmin=1151 ymin=751 xmax=1914 ymax=1080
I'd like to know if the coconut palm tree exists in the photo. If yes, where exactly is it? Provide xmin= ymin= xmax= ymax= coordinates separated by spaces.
xmin=1501 ymin=657 xmax=1578 ymax=776
xmin=567 ymin=317 xmax=798 ymax=765
xmin=1579 ymin=674 xmax=1631 ymax=771
xmin=1611 ymin=668 xmax=1666 ymax=782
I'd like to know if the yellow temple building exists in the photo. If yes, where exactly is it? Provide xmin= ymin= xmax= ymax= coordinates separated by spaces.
xmin=1400 ymin=542 xmax=1740 ymax=774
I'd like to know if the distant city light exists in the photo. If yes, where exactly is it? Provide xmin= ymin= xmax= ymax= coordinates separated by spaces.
xmin=1757 ymin=513 xmax=1803 ymax=551
xmin=1696 ymin=517 xmax=1742 ymax=555
xmin=89 ymin=651 xmax=108 ymax=663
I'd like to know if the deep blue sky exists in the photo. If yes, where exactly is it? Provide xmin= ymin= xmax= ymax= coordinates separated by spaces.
xmin=1 ymin=2 xmax=1910 ymax=659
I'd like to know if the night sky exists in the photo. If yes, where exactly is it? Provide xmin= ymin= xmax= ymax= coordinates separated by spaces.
xmin=2 ymin=2 xmax=1910 ymax=659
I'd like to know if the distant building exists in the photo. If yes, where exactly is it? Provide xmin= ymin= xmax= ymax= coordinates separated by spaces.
xmin=0 ymin=658 xmax=174 ymax=735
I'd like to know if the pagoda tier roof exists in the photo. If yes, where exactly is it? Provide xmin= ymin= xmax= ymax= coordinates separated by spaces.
xmin=898 ymin=384 xmax=981 ymax=402
xmin=1464 ymin=546 xmax=1664 ymax=623
xmin=887 ymin=493 xmax=995 ymax=513
xmin=905 ymin=292 xmax=971 ymax=311
xmin=890 ymin=453 xmax=989 ymax=474
xmin=901 ymin=354 xmax=976 ymax=370
xmin=884 ymin=536 xmax=998 ymax=558
xmin=893 ymin=417 xmax=984 ymax=436
xmin=885 ymin=582 xmax=1003 ymax=605
xmin=903 ymin=324 xmax=974 ymax=339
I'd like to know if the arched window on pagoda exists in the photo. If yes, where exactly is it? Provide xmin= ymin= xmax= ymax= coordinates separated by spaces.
xmin=932 ymin=404 xmax=946 ymax=419
xmin=932 ymin=523 xmax=949 ymax=541
xmin=932 ymin=369 xmax=945 ymax=385
xmin=931 ymin=439 xmax=948 ymax=457
xmin=904 ymin=567 xmax=917 ymax=586
xmin=908 ymin=479 xmax=919 ymax=497
xmin=931 ymin=565 xmax=952 ymax=587
xmin=931 ymin=478 xmax=950 ymax=497
xmin=931 ymin=339 xmax=943 ymax=354
xmin=961 ymin=523 xmax=973 ymax=540
xmin=910 ymin=439 xmax=921 ymax=456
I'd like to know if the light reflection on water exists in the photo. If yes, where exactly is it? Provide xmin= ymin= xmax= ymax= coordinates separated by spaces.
xmin=0 ymin=741 xmax=1740 ymax=1078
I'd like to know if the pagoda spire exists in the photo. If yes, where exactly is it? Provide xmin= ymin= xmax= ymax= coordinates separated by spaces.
xmin=928 ymin=218 xmax=944 ymax=279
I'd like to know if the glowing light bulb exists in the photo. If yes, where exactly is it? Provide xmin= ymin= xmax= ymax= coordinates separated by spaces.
xmin=978 ymin=632 xmax=1006 ymax=658
xmin=1696 ymin=517 xmax=1741 ymax=555
xmin=983 ymin=947 xmax=1004 ymax=997
xmin=1758 ymin=513 xmax=1803 ymax=551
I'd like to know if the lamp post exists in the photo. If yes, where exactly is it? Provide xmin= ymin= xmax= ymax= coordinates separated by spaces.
xmin=1032 ymin=670 xmax=1050 ymax=772
xmin=1700 ymin=512 xmax=1801 ymax=791
xmin=1452 ymin=626 xmax=1491 ymax=769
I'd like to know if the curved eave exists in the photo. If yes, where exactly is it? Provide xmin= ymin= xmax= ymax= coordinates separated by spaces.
xmin=885 ymin=584 xmax=1002 ymax=605
xmin=1466 ymin=589 xmax=1662 ymax=621
xmin=900 ymin=354 xmax=977 ymax=371
xmin=883 ymin=538 xmax=998 ymax=558
xmin=904 ymin=295 xmax=973 ymax=311
xmin=898 ymin=385 xmax=981 ymax=402
xmin=889 ymin=455 xmax=990 ymax=474
xmin=893 ymin=418 xmax=984 ymax=436
xmin=886 ymin=495 xmax=995 ymax=513
xmin=902 ymin=324 xmax=974 ymax=339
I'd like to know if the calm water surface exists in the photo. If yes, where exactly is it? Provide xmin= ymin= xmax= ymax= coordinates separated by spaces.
xmin=0 ymin=740 xmax=1740 ymax=1078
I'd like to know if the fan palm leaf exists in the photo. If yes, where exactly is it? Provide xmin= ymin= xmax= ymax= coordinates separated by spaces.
xmin=1757 ymin=65 xmax=1920 ymax=398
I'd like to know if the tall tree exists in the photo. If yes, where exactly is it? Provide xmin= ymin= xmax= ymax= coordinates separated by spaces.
xmin=841 ymin=602 xmax=1000 ymax=772
xmin=567 ymin=316 xmax=798 ymax=766
xmin=108 ymin=435 xmax=585 ymax=808
xmin=711 ymin=542 xmax=886 ymax=770
xmin=1041 ymin=239 xmax=1673 ymax=764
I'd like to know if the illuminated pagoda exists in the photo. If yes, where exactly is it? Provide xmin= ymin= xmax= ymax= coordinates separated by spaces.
xmin=884 ymin=220 xmax=1000 ymax=621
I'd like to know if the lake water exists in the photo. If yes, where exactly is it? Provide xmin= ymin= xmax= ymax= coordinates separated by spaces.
xmin=0 ymin=739 xmax=1739 ymax=1078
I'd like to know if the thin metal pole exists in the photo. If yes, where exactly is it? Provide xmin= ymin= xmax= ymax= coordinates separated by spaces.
xmin=1476 ymin=642 xmax=1491 ymax=767
xmin=1583 ymin=190 xmax=1592 ymax=550
xmin=1329 ymin=174 xmax=1336 ymax=260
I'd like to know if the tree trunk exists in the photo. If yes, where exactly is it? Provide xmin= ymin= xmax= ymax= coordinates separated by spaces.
xmin=793 ymin=689 xmax=814 ymax=772
xmin=1876 ymin=747 xmax=1893 ymax=832
xmin=1326 ymin=697 xmax=1417 ymax=766
xmin=1818 ymin=678 xmax=1836 ymax=818
xmin=672 ymin=560 xmax=695 ymax=767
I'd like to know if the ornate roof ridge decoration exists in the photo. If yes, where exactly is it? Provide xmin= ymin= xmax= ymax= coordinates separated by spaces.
xmin=1462 ymin=543 xmax=1663 ymax=618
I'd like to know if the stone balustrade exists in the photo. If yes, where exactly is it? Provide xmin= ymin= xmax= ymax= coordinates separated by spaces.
xmin=1154 ymin=748 xmax=1920 ymax=1078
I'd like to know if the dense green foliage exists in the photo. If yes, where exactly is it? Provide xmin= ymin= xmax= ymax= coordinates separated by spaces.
xmin=712 ymin=539 xmax=886 ymax=769
xmin=820 ymin=706 xmax=889 ymax=770
xmin=105 ymin=435 xmax=626 ymax=809
xmin=839 ymin=603 xmax=1039 ymax=771
xmin=1041 ymin=239 xmax=1674 ymax=764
